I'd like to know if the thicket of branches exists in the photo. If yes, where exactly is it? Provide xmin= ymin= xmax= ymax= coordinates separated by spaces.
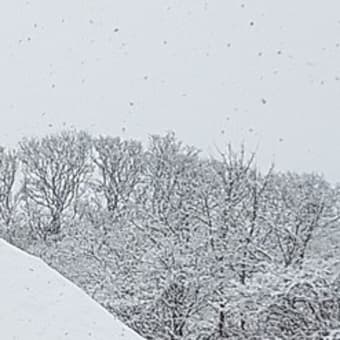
xmin=1 ymin=130 xmax=340 ymax=339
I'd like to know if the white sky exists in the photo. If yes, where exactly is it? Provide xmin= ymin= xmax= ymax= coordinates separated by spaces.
xmin=1 ymin=1 xmax=340 ymax=181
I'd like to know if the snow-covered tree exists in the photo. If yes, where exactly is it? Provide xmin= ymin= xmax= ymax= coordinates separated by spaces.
xmin=19 ymin=131 xmax=93 ymax=239
xmin=265 ymin=172 xmax=333 ymax=268
xmin=0 ymin=148 xmax=19 ymax=238
xmin=92 ymin=136 xmax=144 ymax=218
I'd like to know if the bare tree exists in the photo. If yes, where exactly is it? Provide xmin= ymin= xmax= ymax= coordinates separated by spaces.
xmin=19 ymin=130 xmax=92 ymax=239
xmin=126 ymin=133 xmax=207 ymax=339
xmin=138 ymin=132 xmax=200 ymax=239
xmin=0 ymin=147 xmax=19 ymax=236
xmin=266 ymin=172 xmax=330 ymax=268
xmin=184 ymin=144 xmax=274 ymax=336
xmin=92 ymin=136 xmax=143 ymax=218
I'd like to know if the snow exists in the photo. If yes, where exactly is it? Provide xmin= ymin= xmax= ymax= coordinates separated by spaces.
xmin=0 ymin=239 xmax=144 ymax=340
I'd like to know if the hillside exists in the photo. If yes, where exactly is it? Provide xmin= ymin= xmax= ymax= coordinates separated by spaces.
xmin=0 ymin=239 xmax=144 ymax=340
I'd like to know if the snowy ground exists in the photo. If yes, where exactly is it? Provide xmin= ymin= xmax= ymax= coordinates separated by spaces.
xmin=0 ymin=239 xmax=144 ymax=340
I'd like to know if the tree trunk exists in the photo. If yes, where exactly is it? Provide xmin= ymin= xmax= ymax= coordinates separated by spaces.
xmin=218 ymin=304 xmax=225 ymax=337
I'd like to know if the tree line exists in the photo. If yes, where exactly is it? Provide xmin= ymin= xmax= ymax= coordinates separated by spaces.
xmin=1 ymin=130 xmax=340 ymax=339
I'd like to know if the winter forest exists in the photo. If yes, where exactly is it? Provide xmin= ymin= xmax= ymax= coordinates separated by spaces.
xmin=1 ymin=130 xmax=340 ymax=339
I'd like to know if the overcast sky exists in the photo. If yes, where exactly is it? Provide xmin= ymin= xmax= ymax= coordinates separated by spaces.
xmin=1 ymin=1 xmax=340 ymax=181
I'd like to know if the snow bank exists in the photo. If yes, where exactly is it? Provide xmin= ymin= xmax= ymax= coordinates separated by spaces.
xmin=0 ymin=239 xmax=144 ymax=340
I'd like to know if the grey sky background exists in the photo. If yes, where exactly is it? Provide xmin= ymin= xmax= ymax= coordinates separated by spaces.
xmin=1 ymin=1 xmax=340 ymax=181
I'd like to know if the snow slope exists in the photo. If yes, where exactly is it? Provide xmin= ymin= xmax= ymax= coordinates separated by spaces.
xmin=0 ymin=239 xmax=144 ymax=340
